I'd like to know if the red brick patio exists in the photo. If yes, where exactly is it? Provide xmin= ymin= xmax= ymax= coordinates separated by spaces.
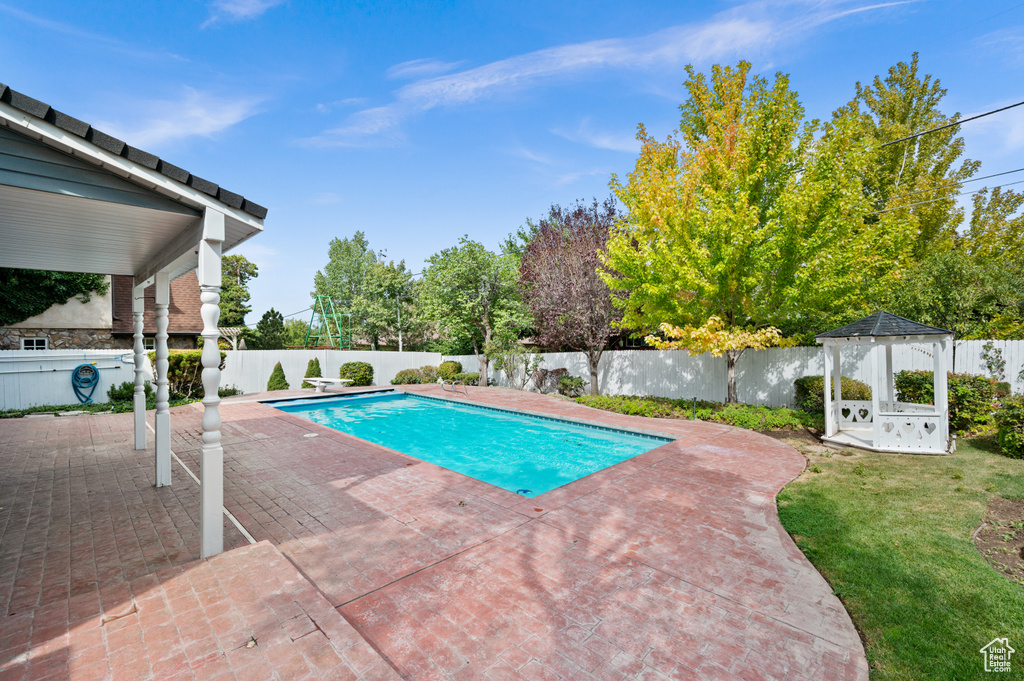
xmin=0 ymin=385 xmax=868 ymax=680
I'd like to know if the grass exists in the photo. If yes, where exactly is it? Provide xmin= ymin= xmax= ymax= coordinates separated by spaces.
xmin=575 ymin=394 xmax=824 ymax=431
xmin=777 ymin=437 xmax=1024 ymax=680
xmin=1 ymin=397 xmax=199 ymax=419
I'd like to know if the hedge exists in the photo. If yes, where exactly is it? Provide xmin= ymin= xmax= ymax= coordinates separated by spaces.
xmin=301 ymin=358 xmax=322 ymax=389
xmin=438 ymin=361 xmax=462 ymax=380
xmin=339 ymin=361 xmax=374 ymax=386
xmin=267 ymin=362 xmax=290 ymax=391
xmin=995 ymin=395 xmax=1024 ymax=459
xmin=793 ymin=375 xmax=871 ymax=413
xmin=147 ymin=349 xmax=226 ymax=400
xmin=894 ymin=370 xmax=996 ymax=434
xmin=391 ymin=368 xmax=422 ymax=385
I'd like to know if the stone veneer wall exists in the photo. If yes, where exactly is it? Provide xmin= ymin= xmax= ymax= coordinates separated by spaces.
xmin=0 ymin=328 xmax=196 ymax=350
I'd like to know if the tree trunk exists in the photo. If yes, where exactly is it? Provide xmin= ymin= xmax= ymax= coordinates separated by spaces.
xmin=478 ymin=325 xmax=492 ymax=387
xmin=587 ymin=349 xmax=602 ymax=396
xmin=726 ymin=350 xmax=739 ymax=404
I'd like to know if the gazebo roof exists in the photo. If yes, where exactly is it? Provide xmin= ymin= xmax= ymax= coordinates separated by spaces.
xmin=815 ymin=311 xmax=952 ymax=340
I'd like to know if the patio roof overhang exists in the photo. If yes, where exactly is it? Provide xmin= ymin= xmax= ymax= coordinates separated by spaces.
xmin=0 ymin=84 xmax=268 ymax=557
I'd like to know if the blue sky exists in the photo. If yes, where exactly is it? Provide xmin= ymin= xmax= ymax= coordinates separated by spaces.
xmin=3 ymin=0 xmax=1023 ymax=324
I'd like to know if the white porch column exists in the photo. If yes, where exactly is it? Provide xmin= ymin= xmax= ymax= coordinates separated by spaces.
xmin=823 ymin=343 xmax=835 ymax=437
xmin=132 ymin=285 xmax=147 ymax=450
xmin=198 ymin=208 xmax=226 ymax=558
xmin=885 ymin=342 xmax=895 ymax=409
xmin=154 ymin=272 xmax=171 ymax=487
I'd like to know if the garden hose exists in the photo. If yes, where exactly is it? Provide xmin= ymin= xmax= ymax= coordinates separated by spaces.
xmin=72 ymin=363 xmax=100 ymax=404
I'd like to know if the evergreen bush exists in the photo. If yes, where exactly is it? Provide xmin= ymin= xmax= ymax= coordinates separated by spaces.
xmin=339 ymin=361 xmax=374 ymax=386
xmin=107 ymin=380 xmax=153 ymax=403
xmin=301 ymin=357 xmax=322 ymax=388
xmin=267 ymin=362 xmax=290 ymax=391
xmin=419 ymin=366 xmax=439 ymax=383
xmin=453 ymin=372 xmax=479 ymax=386
xmin=147 ymin=350 xmax=226 ymax=400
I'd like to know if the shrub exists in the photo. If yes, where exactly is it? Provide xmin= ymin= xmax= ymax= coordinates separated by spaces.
xmin=994 ymin=382 xmax=1012 ymax=399
xmin=995 ymin=395 xmax=1024 ymax=459
xmin=558 ymin=375 xmax=587 ymax=397
xmin=532 ymin=367 xmax=568 ymax=394
xmin=107 ymin=380 xmax=153 ymax=403
xmin=453 ymin=372 xmax=479 ymax=386
xmin=794 ymin=375 xmax=871 ymax=413
xmin=267 ymin=362 xmax=290 ymax=391
xmin=301 ymin=358 xmax=322 ymax=389
xmin=392 ymin=368 xmax=423 ymax=385
xmin=218 ymin=385 xmax=242 ymax=397
xmin=420 ymin=366 xmax=439 ymax=383
xmin=147 ymin=350 xmax=226 ymax=400
xmin=340 ymin=361 xmax=374 ymax=386
xmin=438 ymin=361 xmax=462 ymax=380
xmin=895 ymin=370 xmax=996 ymax=434
xmin=574 ymin=394 xmax=822 ymax=431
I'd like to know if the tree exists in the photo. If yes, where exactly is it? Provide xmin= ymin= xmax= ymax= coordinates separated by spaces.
xmin=283 ymin=318 xmax=310 ymax=347
xmin=253 ymin=308 xmax=286 ymax=350
xmin=645 ymin=317 xmax=791 ymax=403
xmin=602 ymin=61 xmax=916 ymax=360
xmin=519 ymin=197 xmax=622 ymax=395
xmin=856 ymin=53 xmax=979 ymax=255
xmin=351 ymin=259 xmax=418 ymax=350
xmin=0 ymin=269 xmax=109 ymax=326
xmin=220 ymin=255 xmax=258 ymax=326
xmin=312 ymin=231 xmax=377 ymax=311
xmin=420 ymin=237 xmax=528 ymax=386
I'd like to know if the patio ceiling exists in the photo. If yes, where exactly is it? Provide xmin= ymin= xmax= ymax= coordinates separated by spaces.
xmin=0 ymin=85 xmax=265 ymax=281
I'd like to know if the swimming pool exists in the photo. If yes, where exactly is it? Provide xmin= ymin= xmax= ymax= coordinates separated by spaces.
xmin=271 ymin=391 xmax=672 ymax=497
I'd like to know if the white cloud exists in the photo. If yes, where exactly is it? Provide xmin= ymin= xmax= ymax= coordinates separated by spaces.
xmin=203 ymin=0 xmax=285 ymax=27
xmin=314 ymin=98 xmax=367 ymax=114
xmin=977 ymin=27 xmax=1024 ymax=68
xmin=301 ymin=0 xmax=914 ymax=147
xmin=962 ymin=101 xmax=1024 ymax=161
xmin=385 ymin=58 xmax=465 ymax=80
xmin=508 ymin=145 xmax=554 ymax=165
xmin=96 ymin=88 xmax=263 ymax=148
xmin=552 ymin=118 xmax=640 ymax=153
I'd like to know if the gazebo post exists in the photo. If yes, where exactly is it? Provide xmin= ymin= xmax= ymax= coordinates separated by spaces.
xmin=885 ymin=342 xmax=895 ymax=409
xmin=154 ymin=272 xmax=172 ymax=487
xmin=831 ymin=344 xmax=843 ymax=435
xmin=198 ymin=208 xmax=226 ymax=558
xmin=935 ymin=338 xmax=949 ymax=446
xmin=870 ymin=343 xmax=882 ymax=445
xmin=132 ymin=285 xmax=147 ymax=451
xmin=823 ymin=342 xmax=834 ymax=437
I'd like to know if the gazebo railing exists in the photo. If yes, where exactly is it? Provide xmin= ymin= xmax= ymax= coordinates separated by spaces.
xmin=876 ymin=412 xmax=944 ymax=451
xmin=837 ymin=399 xmax=935 ymax=428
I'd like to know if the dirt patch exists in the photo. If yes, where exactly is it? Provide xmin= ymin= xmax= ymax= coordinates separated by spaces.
xmin=974 ymin=496 xmax=1024 ymax=588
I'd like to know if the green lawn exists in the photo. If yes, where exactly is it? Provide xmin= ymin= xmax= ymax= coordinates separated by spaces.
xmin=777 ymin=438 xmax=1024 ymax=679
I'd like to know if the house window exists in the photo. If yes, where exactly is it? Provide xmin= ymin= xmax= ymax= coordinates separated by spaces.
xmin=20 ymin=337 xmax=48 ymax=350
xmin=143 ymin=337 xmax=155 ymax=351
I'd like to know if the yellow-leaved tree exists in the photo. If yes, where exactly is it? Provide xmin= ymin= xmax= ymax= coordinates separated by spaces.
xmin=602 ymin=61 xmax=917 ymax=402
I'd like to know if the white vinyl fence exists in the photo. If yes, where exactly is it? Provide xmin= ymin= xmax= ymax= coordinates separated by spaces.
xmin=221 ymin=350 xmax=442 ymax=395
xmin=0 ymin=349 xmax=152 ymax=410
xmin=446 ymin=339 xmax=1024 ymax=408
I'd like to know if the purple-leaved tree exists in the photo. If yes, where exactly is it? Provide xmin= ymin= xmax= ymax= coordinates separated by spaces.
xmin=519 ymin=197 xmax=622 ymax=396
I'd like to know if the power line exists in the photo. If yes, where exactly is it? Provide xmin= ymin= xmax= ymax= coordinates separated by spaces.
xmin=865 ymin=179 xmax=1024 ymax=216
xmin=880 ymin=100 xmax=1024 ymax=147
xmin=884 ymin=166 xmax=1024 ymax=203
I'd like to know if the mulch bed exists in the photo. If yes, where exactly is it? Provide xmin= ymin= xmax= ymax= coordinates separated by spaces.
xmin=975 ymin=497 xmax=1024 ymax=588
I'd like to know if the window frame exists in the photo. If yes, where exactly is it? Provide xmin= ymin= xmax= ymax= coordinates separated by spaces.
xmin=20 ymin=337 xmax=48 ymax=351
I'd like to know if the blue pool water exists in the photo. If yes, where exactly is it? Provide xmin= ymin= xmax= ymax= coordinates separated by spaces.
xmin=271 ymin=391 xmax=672 ymax=497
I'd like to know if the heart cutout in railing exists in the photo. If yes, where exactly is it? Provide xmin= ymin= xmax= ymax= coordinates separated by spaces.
xmin=923 ymin=421 xmax=937 ymax=435
xmin=883 ymin=421 xmax=895 ymax=433
xmin=858 ymin=408 xmax=870 ymax=421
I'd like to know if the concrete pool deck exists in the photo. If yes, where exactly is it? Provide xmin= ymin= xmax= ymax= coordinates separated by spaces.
xmin=0 ymin=385 xmax=868 ymax=680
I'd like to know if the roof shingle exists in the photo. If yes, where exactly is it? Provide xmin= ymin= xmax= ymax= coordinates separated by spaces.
xmin=0 ymin=83 xmax=266 ymax=220
xmin=816 ymin=311 xmax=953 ymax=339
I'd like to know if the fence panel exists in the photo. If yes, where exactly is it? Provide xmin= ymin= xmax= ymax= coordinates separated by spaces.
xmin=221 ymin=350 xmax=442 ymax=395
xmin=444 ymin=339 xmax=1024 ymax=407
xmin=0 ymin=349 xmax=151 ymax=410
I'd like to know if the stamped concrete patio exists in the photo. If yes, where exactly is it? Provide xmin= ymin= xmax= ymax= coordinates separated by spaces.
xmin=0 ymin=385 xmax=868 ymax=680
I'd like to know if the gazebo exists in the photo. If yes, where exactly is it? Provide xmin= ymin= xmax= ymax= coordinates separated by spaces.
xmin=0 ymin=84 xmax=266 ymax=556
xmin=815 ymin=311 xmax=953 ymax=455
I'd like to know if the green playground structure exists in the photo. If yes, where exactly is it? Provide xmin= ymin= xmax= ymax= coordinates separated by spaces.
xmin=303 ymin=296 xmax=353 ymax=349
